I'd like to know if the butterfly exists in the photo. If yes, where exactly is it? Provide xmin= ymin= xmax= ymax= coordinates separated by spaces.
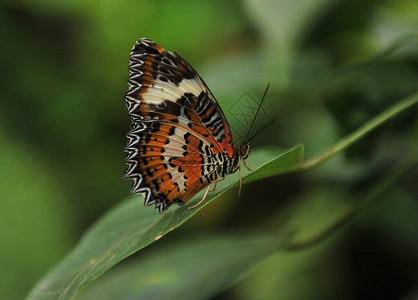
xmin=123 ymin=38 xmax=268 ymax=213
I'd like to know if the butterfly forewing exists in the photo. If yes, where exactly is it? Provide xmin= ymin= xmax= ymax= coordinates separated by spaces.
xmin=124 ymin=38 xmax=235 ymax=212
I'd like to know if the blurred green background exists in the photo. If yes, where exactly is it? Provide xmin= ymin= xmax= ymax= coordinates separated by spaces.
xmin=1 ymin=0 xmax=417 ymax=299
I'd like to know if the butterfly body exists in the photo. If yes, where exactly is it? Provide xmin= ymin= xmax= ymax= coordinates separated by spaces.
xmin=124 ymin=38 xmax=250 ymax=213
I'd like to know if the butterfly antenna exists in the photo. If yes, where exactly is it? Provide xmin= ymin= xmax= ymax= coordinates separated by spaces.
xmin=246 ymin=118 xmax=276 ymax=142
xmin=243 ymin=83 xmax=271 ymax=143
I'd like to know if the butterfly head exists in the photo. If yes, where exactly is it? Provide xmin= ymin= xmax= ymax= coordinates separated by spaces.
xmin=238 ymin=142 xmax=250 ymax=160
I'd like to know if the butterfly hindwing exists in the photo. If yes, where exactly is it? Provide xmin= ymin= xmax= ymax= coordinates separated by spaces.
xmin=124 ymin=38 xmax=235 ymax=212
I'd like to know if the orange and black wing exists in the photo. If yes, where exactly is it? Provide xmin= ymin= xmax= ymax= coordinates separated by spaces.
xmin=123 ymin=38 xmax=234 ymax=213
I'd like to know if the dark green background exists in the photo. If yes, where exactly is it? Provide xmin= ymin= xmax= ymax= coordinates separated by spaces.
xmin=1 ymin=0 xmax=417 ymax=299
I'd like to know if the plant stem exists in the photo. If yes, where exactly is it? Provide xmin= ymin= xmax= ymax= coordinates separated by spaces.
xmin=297 ymin=92 xmax=418 ymax=171
xmin=286 ymin=163 xmax=415 ymax=251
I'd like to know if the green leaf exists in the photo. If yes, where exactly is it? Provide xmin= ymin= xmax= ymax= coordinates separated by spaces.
xmin=0 ymin=127 xmax=72 ymax=300
xmin=26 ymin=145 xmax=303 ymax=300
xmin=285 ymin=161 xmax=417 ymax=250
xmin=27 ymin=90 xmax=417 ymax=300
xmin=243 ymin=0 xmax=335 ymax=47
xmin=52 ymin=162 xmax=414 ymax=300
xmin=297 ymin=91 xmax=418 ymax=171
xmin=242 ymin=0 xmax=337 ymax=86
xmin=74 ymin=162 xmax=417 ymax=300
xmin=78 ymin=233 xmax=288 ymax=300
xmin=243 ymin=144 xmax=304 ymax=184
xmin=234 ymin=169 xmax=417 ymax=300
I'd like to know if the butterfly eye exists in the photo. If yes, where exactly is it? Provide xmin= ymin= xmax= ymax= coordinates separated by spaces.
xmin=239 ymin=143 xmax=250 ymax=159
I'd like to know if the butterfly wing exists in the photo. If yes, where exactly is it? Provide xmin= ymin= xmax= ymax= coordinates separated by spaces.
xmin=123 ymin=38 xmax=234 ymax=212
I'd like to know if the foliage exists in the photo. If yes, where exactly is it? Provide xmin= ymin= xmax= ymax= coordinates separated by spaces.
xmin=0 ymin=0 xmax=417 ymax=299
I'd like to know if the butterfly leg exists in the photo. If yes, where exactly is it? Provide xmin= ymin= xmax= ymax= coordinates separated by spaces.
xmin=209 ymin=182 xmax=218 ymax=192
xmin=208 ymin=177 xmax=224 ymax=192
xmin=209 ymin=177 xmax=224 ymax=191
xmin=188 ymin=185 xmax=211 ymax=210
xmin=188 ymin=178 xmax=224 ymax=210
xmin=237 ymin=165 xmax=242 ymax=199
xmin=243 ymin=159 xmax=255 ymax=171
